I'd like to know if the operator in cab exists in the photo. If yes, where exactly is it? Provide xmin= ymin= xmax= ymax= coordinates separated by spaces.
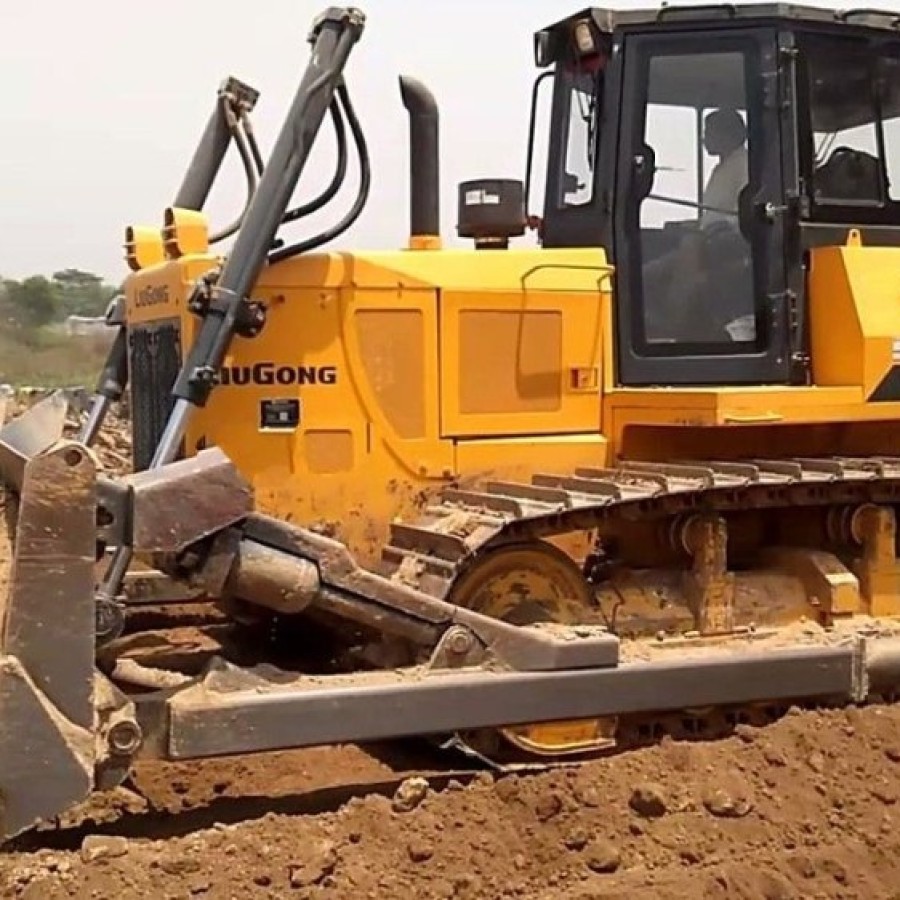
xmin=644 ymin=107 xmax=753 ymax=344
xmin=701 ymin=109 xmax=748 ymax=225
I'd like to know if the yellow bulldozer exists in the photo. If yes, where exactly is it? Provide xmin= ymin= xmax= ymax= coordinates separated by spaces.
xmin=3 ymin=2 xmax=900 ymax=842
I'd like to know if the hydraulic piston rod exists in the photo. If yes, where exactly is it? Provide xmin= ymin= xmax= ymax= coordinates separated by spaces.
xmin=156 ymin=8 xmax=366 ymax=466
xmin=95 ymin=8 xmax=366 ymax=614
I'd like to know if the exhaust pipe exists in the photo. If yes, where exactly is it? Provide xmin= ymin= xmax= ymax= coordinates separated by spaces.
xmin=399 ymin=75 xmax=441 ymax=250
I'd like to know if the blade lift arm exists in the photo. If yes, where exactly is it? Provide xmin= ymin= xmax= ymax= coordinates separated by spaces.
xmin=78 ymin=75 xmax=262 ymax=448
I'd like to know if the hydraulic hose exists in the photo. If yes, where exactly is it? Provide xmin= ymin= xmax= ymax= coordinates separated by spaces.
xmin=282 ymin=99 xmax=348 ymax=224
xmin=242 ymin=110 xmax=265 ymax=176
xmin=209 ymin=98 xmax=260 ymax=245
xmin=268 ymin=80 xmax=370 ymax=262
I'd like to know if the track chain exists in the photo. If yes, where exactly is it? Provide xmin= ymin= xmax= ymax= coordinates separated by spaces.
xmin=380 ymin=455 xmax=900 ymax=597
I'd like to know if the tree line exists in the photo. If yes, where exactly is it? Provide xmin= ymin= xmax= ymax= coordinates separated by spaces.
xmin=0 ymin=269 xmax=120 ymax=336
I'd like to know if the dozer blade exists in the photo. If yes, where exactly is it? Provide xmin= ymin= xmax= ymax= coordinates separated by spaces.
xmin=0 ymin=439 xmax=97 ymax=841
xmin=0 ymin=392 xmax=69 ymax=492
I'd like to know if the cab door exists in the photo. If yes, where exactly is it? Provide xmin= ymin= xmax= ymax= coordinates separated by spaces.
xmin=612 ymin=27 xmax=793 ymax=386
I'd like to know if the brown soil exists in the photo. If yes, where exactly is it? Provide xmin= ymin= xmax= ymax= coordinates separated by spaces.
xmin=2 ymin=704 xmax=900 ymax=899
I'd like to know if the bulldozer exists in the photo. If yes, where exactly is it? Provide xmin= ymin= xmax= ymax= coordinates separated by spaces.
xmin=3 ymin=2 xmax=900 ymax=842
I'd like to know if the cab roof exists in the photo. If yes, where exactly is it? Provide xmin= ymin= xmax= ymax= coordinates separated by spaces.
xmin=541 ymin=3 xmax=900 ymax=36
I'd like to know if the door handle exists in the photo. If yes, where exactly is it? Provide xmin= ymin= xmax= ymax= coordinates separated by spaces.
xmin=754 ymin=194 xmax=803 ymax=224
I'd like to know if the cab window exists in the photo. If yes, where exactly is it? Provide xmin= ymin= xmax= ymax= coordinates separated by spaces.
xmin=805 ymin=37 xmax=900 ymax=211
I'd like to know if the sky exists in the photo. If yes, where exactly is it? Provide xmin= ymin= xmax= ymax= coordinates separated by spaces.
xmin=0 ymin=0 xmax=859 ymax=281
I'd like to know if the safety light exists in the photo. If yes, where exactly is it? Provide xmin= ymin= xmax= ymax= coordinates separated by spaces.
xmin=162 ymin=207 xmax=210 ymax=259
xmin=574 ymin=19 xmax=596 ymax=55
xmin=124 ymin=225 xmax=165 ymax=272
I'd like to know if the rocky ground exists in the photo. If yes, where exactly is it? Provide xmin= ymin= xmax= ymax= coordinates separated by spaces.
xmin=2 ymin=392 xmax=900 ymax=898
xmin=1 ymin=705 xmax=900 ymax=899
xmin=0 ymin=386 xmax=132 ymax=474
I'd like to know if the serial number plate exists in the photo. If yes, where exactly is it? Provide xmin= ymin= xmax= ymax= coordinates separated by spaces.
xmin=260 ymin=398 xmax=300 ymax=430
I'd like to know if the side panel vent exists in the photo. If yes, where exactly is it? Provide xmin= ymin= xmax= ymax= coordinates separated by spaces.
xmin=128 ymin=319 xmax=184 ymax=471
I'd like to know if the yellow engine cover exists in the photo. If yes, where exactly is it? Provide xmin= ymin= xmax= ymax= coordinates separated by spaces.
xmin=124 ymin=246 xmax=613 ymax=565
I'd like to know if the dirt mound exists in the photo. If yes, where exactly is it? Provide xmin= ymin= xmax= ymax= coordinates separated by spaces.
xmin=3 ymin=704 xmax=900 ymax=899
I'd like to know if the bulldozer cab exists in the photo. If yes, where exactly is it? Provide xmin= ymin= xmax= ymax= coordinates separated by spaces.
xmin=534 ymin=5 xmax=900 ymax=387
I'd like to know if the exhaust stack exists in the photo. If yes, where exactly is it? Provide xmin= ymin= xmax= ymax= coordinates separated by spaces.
xmin=399 ymin=76 xmax=441 ymax=250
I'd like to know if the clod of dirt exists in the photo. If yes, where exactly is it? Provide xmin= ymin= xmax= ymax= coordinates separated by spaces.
xmin=392 ymin=776 xmax=429 ymax=812
xmin=702 ymin=784 xmax=754 ymax=819
xmin=761 ymin=744 xmax=788 ymax=767
xmin=288 ymin=839 xmax=338 ymax=887
xmin=735 ymin=723 xmax=757 ymax=744
xmin=821 ymin=857 xmax=849 ymax=885
xmin=756 ymin=870 xmax=796 ymax=900
xmin=585 ymin=838 xmax=621 ymax=873
xmin=407 ymin=836 xmax=434 ymax=863
xmin=885 ymin=745 xmax=900 ymax=763
xmin=789 ymin=853 xmax=817 ymax=879
xmin=572 ymin=780 xmax=602 ymax=808
xmin=534 ymin=791 xmax=564 ymax=822
xmin=870 ymin=781 xmax=898 ymax=805
xmin=493 ymin=777 xmax=520 ymax=804
xmin=564 ymin=826 xmax=590 ymax=851
xmin=80 ymin=834 xmax=130 ymax=863
xmin=187 ymin=875 xmax=212 ymax=895
xmin=807 ymin=750 xmax=826 ymax=773
xmin=629 ymin=783 xmax=668 ymax=818
xmin=158 ymin=854 xmax=202 ymax=876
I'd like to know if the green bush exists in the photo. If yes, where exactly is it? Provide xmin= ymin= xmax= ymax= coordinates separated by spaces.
xmin=0 ymin=268 xmax=120 ymax=386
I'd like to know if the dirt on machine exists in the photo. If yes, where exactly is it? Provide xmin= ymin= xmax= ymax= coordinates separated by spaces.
xmin=4 ymin=2 xmax=900 ymax=845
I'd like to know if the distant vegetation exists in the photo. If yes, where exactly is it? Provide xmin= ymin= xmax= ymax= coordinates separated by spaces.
xmin=0 ymin=269 xmax=119 ymax=386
